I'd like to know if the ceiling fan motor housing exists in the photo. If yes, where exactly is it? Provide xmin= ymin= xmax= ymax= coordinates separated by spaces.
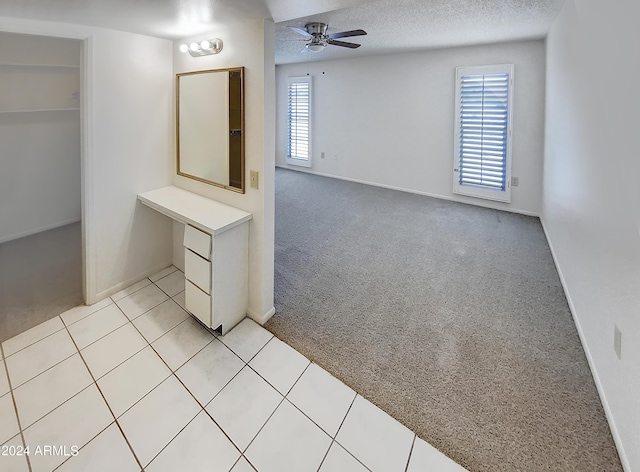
xmin=305 ymin=22 xmax=329 ymax=36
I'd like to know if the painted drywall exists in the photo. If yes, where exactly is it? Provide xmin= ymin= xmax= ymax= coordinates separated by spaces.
xmin=173 ymin=19 xmax=276 ymax=322
xmin=0 ymin=17 xmax=175 ymax=303
xmin=0 ymin=32 xmax=81 ymax=243
xmin=276 ymin=40 xmax=546 ymax=216
xmin=543 ymin=1 xmax=640 ymax=470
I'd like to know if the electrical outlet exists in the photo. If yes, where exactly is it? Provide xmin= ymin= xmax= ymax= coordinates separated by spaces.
xmin=249 ymin=170 xmax=259 ymax=189
xmin=321 ymin=152 xmax=325 ymax=159
xmin=614 ymin=324 xmax=622 ymax=360
xmin=333 ymin=153 xmax=338 ymax=161
xmin=511 ymin=176 xmax=519 ymax=187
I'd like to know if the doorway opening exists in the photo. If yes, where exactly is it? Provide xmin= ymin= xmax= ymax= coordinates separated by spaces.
xmin=0 ymin=32 xmax=83 ymax=342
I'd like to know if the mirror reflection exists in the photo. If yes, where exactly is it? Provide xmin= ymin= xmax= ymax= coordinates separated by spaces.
xmin=177 ymin=67 xmax=244 ymax=192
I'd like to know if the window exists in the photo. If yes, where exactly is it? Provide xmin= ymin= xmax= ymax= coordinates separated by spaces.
xmin=286 ymin=76 xmax=312 ymax=167
xmin=453 ymin=64 xmax=514 ymax=203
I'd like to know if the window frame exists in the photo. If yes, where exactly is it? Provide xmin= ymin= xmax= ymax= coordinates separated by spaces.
xmin=453 ymin=64 xmax=514 ymax=203
xmin=286 ymin=76 xmax=313 ymax=168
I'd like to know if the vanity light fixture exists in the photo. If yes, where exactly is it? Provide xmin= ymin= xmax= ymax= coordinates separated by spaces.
xmin=179 ymin=38 xmax=223 ymax=57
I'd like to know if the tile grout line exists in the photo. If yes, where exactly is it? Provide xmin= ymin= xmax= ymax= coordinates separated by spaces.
xmin=5 ymin=275 xmax=277 ymax=472
xmin=242 ymin=454 xmax=261 ymax=472
xmin=1 ymin=323 xmax=66 ymax=360
xmin=404 ymin=434 xmax=417 ymax=472
xmin=241 ymin=352 xmax=311 ymax=457
xmin=243 ymin=353 xmax=347 ymax=451
xmin=0 ymin=343 xmax=33 ymax=472
xmin=149 ymin=314 xmax=214 ymax=361
xmin=198 ymin=347 xmax=246 ymax=408
xmin=62 ymin=301 xmax=115 ymax=326
xmin=229 ymin=454 xmax=257 ymax=472
xmin=242 ymin=396 xmax=288 ymax=455
xmin=6 ymin=349 xmax=77 ymax=392
xmin=143 ymin=305 xmax=263 ymax=459
xmin=122 ymin=297 xmax=247 ymax=466
xmin=153 ymin=277 xmax=183 ymax=299
xmin=110 ymin=277 xmax=154 ymax=303
xmin=78 ymin=300 xmax=415 ymax=470
xmin=282 ymin=362 xmax=359 ymax=444
xmin=62 ymin=292 xmax=196 ymax=426
xmin=315 ymin=439 xmax=333 ymax=472
xmin=70 ymin=317 xmax=131 ymax=353
xmin=117 ymin=296 xmax=169 ymax=325
xmin=51 ymin=408 xmax=113 ymax=472
xmin=283 ymin=382 xmax=369 ymax=472
xmin=14 ymin=364 xmax=94 ymax=431
xmin=243 ymin=329 xmax=424 ymax=471
xmin=142 ymin=406 xmax=206 ymax=469
xmin=0 ymin=298 xmax=108 ymax=358
xmin=81 ymin=338 xmax=147 ymax=383
xmin=148 ymin=267 xmax=178 ymax=284
xmin=61 ymin=308 xmax=145 ymax=471
xmin=327 ymin=393 xmax=374 ymax=472
xmin=10 ymin=299 xmax=424 ymax=472
xmin=10 ymin=278 xmax=421 ymax=472
xmin=203 ymin=325 xmax=287 ymax=459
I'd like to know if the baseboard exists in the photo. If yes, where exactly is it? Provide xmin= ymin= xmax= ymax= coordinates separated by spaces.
xmin=91 ymin=261 xmax=174 ymax=304
xmin=0 ymin=217 xmax=81 ymax=244
xmin=275 ymin=165 xmax=540 ymax=217
xmin=248 ymin=306 xmax=276 ymax=325
xmin=540 ymin=218 xmax=630 ymax=471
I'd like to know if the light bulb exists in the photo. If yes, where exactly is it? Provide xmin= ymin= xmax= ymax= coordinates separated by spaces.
xmin=179 ymin=44 xmax=189 ymax=53
xmin=200 ymin=40 xmax=211 ymax=50
xmin=189 ymin=42 xmax=199 ymax=52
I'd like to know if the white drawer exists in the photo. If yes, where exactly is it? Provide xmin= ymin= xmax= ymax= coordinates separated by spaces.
xmin=185 ymin=248 xmax=211 ymax=294
xmin=184 ymin=225 xmax=211 ymax=260
xmin=185 ymin=280 xmax=211 ymax=327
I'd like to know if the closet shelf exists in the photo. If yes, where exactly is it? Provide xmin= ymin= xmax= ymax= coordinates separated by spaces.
xmin=0 ymin=108 xmax=80 ymax=114
xmin=0 ymin=63 xmax=80 ymax=69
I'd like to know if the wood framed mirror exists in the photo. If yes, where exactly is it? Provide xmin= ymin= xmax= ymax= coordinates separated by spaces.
xmin=176 ymin=67 xmax=244 ymax=193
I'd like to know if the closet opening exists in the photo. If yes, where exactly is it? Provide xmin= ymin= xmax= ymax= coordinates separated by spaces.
xmin=0 ymin=32 xmax=83 ymax=343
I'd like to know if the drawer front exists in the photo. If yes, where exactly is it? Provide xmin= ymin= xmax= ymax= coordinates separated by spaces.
xmin=184 ymin=225 xmax=211 ymax=260
xmin=185 ymin=249 xmax=211 ymax=294
xmin=185 ymin=280 xmax=211 ymax=327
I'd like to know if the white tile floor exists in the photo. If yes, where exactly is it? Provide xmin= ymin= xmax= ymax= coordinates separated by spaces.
xmin=0 ymin=267 xmax=468 ymax=472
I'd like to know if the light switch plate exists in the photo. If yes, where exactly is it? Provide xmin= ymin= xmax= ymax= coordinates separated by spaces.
xmin=250 ymin=170 xmax=259 ymax=189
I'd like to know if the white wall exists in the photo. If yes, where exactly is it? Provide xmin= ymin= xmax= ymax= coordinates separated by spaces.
xmin=0 ymin=32 xmax=81 ymax=243
xmin=543 ymin=1 xmax=640 ymax=470
xmin=0 ymin=17 xmax=175 ymax=303
xmin=173 ymin=19 xmax=276 ymax=322
xmin=276 ymin=40 xmax=546 ymax=216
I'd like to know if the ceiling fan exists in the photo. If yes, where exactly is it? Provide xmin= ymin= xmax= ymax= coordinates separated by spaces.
xmin=288 ymin=22 xmax=367 ymax=53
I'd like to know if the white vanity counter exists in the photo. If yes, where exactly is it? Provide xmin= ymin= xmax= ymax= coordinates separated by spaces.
xmin=138 ymin=185 xmax=252 ymax=334
xmin=137 ymin=185 xmax=252 ymax=235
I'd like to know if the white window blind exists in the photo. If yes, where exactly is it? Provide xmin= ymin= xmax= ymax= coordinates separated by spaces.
xmin=453 ymin=64 xmax=513 ymax=203
xmin=286 ymin=76 xmax=312 ymax=168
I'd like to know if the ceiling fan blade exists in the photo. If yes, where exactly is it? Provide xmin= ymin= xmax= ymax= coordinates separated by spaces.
xmin=328 ymin=29 xmax=367 ymax=39
xmin=327 ymin=39 xmax=361 ymax=49
xmin=288 ymin=26 xmax=312 ymax=38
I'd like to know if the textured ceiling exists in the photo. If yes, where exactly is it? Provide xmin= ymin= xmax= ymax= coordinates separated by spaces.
xmin=0 ymin=0 xmax=272 ymax=38
xmin=0 ymin=0 xmax=564 ymax=62
xmin=276 ymin=0 xmax=566 ymax=64
xmin=0 ymin=0 xmax=372 ymax=38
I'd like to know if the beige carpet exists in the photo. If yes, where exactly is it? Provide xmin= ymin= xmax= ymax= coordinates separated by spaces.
xmin=0 ymin=222 xmax=82 ymax=343
xmin=267 ymin=168 xmax=622 ymax=472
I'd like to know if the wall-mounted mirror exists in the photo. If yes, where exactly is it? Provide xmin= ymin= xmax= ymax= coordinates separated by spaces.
xmin=177 ymin=67 xmax=244 ymax=193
